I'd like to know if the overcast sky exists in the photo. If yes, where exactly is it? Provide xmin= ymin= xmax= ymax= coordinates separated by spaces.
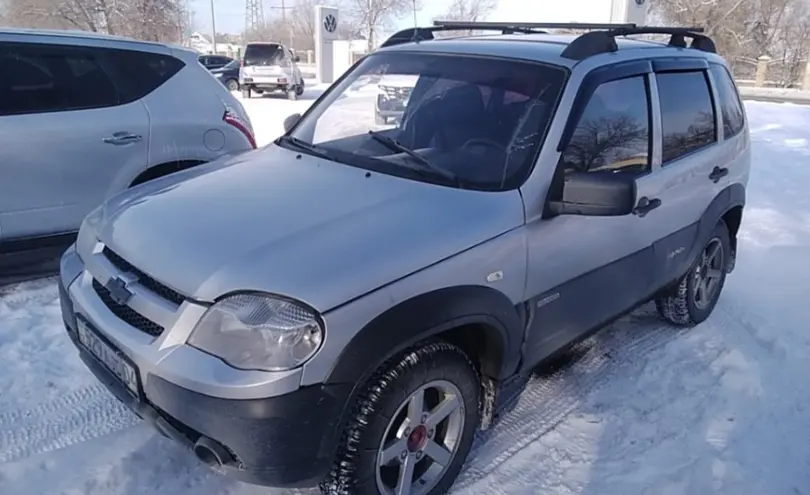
xmin=190 ymin=0 xmax=617 ymax=35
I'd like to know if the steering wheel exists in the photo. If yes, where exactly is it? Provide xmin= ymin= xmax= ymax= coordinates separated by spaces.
xmin=461 ymin=137 xmax=507 ymax=153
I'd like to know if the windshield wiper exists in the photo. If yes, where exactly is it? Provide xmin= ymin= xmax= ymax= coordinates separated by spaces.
xmin=275 ymin=135 xmax=335 ymax=161
xmin=367 ymin=130 xmax=458 ymax=183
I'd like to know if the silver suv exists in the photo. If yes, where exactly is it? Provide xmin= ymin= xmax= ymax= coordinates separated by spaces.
xmin=0 ymin=28 xmax=255 ymax=275
xmin=59 ymin=21 xmax=749 ymax=495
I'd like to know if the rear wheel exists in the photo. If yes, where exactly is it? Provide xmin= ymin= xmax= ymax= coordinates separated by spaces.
xmin=320 ymin=341 xmax=480 ymax=495
xmin=296 ymin=81 xmax=305 ymax=96
xmin=226 ymin=79 xmax=239 ymax=92
xmin=655 ymin=220 xmax=730 ymax=326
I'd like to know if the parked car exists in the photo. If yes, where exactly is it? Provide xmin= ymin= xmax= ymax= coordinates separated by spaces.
xmin=0 ymin=28 xmax=256 ymax=273
xmin=199 ymin=54 xmax=234 ymax=71
xmin=374 ymin=74 xmax=418 ymax=125
xmin=59 ymin=21 xmax=749 ymax=495
xmin=210 ymin=59 xmax=240 ymax=91
xmin=239 ymin=41 xmax=304 ymax=100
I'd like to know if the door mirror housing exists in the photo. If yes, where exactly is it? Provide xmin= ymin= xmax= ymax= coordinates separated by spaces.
xmin=547 ymin=171 xmax=636 ymax=216
xmin=283 ymin=113 xmax=302 ymax=133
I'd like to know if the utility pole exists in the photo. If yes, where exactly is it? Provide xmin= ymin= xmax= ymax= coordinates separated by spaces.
xmin=209 ymin=0 xmax=217 ymax=54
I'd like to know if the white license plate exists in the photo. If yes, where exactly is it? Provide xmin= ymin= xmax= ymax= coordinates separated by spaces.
xmin=77 ymin=319 xmax=139 ymax=394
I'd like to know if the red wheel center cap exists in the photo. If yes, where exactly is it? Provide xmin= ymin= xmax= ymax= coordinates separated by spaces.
xmin=407 ymin=425 xmax=428 ymax=452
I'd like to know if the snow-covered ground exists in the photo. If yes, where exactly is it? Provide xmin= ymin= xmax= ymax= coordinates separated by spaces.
xmin=2 ymin=91 xmax=810 ymax=495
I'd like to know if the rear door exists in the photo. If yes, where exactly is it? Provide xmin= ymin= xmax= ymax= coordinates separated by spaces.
xmin=638 ymin=59 xmax=726 ymax=287
xmin=0 ymin=41 xmax=149 ymax=240
xmin=242 ymin=43 xmax=285 ymax=81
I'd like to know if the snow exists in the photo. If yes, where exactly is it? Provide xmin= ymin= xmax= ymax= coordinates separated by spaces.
xmin=2 ymin=95 xmax=810 ymax=495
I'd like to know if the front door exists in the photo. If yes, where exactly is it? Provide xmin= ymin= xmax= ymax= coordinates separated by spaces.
xmin=521 ymin=72 xmax=659 ymax=365
xmin=0 ymin=41 xmax=149 ymax=241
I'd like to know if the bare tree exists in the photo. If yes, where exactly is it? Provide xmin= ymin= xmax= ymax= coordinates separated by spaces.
xmin=430 ymin=0 xmax=496 ymax=37
xmin=1 ymin=0 xmax=187 ymax=42
xmin=654 ymin=0 xmax=810 ymax=87
xmin=347 ymin=0 xmax=419 ymax=51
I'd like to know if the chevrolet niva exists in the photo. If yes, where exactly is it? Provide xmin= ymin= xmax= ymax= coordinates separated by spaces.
xmin=59 ymin=21 xmax=749 ymax=495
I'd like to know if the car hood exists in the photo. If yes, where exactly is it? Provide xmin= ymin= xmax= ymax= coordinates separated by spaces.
xmin=93 ymin=145 xmax=524 ymax=311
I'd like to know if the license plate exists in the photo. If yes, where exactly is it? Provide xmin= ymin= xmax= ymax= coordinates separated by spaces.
xmin=77 ymin=318 xmax=139 ymax=395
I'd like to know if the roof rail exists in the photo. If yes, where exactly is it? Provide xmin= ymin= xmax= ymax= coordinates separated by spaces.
xmin=380 ymin=24 xmax=544 ymax=49
xmin=380 ymin=21 xmax=641 ymax=48
xmin=432 ymin=20 xmax=638 ymax=31
xmin=379 ymin=21 xmax=715 ymax=59
xmin=561 ymin=26 xmax=714 ymax=60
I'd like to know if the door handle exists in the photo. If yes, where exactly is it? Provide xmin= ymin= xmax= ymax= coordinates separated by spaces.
xmin=633 ymin=196 xmax=661 ymax=217
xmin=103 ymin=132 xmax=142 ymax=145
xmin=709 ymin=166 xmax=729 ymax=183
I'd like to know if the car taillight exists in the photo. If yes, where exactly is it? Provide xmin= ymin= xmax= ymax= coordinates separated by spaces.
xmin=223 ymin=107 xmax=256 ymax=149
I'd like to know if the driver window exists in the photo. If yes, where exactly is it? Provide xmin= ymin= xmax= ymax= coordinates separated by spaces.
xmin=560 ymin=76 xmax=651 ymax=175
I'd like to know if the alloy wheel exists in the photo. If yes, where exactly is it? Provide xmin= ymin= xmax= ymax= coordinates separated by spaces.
xmin=375 ymin=380 xmax=466 ymax=495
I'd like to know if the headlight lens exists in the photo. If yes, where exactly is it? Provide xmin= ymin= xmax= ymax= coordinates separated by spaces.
xmin=188 ymin=294 xmax=323 ymax=372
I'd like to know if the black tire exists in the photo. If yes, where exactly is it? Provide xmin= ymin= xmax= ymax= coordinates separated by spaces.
xmin=296 ymin=81 xmax=305 ymax=96
xmin=655 ymin=220 xmax=731 ymax=326
xmin=226 ymin=79 xmax=239 ymax=92
xmin=320 ymin=341 xmax=480 ymax=495
xmin=241 ymin=87 xmax=251 ymax=99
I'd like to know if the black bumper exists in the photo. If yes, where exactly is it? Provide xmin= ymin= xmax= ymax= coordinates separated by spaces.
xmin=60 ymin=280 xmax=352 ymax=488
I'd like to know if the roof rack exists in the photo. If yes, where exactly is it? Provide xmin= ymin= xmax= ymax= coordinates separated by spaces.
xmin=561 ymin=26 xmax=714 ymax=60
xmin=379 ymin=21 xmax=715 ymax=60
xmin=380 ymin=21 xmax=639 ymax=48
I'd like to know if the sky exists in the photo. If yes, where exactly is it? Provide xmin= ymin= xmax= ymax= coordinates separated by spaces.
xmin=190 ymin=0 xmax=617 ymax=36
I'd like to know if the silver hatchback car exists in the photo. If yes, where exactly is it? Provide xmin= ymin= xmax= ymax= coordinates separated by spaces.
xmin=0 ymin=28 xmax=255 ymax=275
xmin=59 ymin=21 xmax=750 ymax=495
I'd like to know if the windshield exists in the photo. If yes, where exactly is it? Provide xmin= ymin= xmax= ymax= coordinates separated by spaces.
xmin=285 ymin=51 xmax=567 ymax=190
xmin=223 ymin=60 xmax=240 ymax=70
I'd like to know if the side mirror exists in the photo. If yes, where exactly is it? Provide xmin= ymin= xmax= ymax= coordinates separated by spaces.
xmin=547 ymin=171 xmax=636 ymax=216
xmin=283 ymin=113 xmax=302 ymax=133
xmin=293 ymin=55 xmax=301 ymax=62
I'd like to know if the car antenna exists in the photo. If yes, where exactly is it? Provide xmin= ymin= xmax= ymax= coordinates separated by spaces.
xmin=409 ymin=0 xmax=420 ymax=43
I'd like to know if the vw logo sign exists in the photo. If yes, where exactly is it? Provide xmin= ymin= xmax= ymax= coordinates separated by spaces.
xmin=323 ymin=14 xmax=337 ymax=33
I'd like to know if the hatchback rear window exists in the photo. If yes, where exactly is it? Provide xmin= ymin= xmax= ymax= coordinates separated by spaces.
xmin=244 ymin=44 xmax=282 ymax=65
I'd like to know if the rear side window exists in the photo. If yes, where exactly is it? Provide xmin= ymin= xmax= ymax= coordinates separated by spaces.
xmin=709 ymin=65 xmax=745 ymax=138
xmin=0 ymin=42 xmax=120 ymax=116
xmin=244 ymin=44 xmax=282 ymax=65
xmin=561 ymin=75 xmax=651 ymax=175
xmin=656 ymin=71 xmax=717 ymax=164
xmin=104 ymin=49 xmax=185 ymax=103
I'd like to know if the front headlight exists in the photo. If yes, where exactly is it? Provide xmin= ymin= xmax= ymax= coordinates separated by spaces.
xmin=188 ymin=293 xmax=323 ymax=372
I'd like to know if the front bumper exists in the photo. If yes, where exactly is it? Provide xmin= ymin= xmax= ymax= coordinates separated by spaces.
xmin=58 ymin=246 xmax=352 ymax=488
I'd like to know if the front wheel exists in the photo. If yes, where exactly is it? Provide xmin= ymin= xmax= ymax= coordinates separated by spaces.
xmin=321 ymin=341 xmax=480 ymax=495
xmin=296 ymin=82 xmax=305 ymax=96
xmin=655 ymin=220 xmax=731 ymax=326
xmin=226 ymin=79 xmax=239 ymax=92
